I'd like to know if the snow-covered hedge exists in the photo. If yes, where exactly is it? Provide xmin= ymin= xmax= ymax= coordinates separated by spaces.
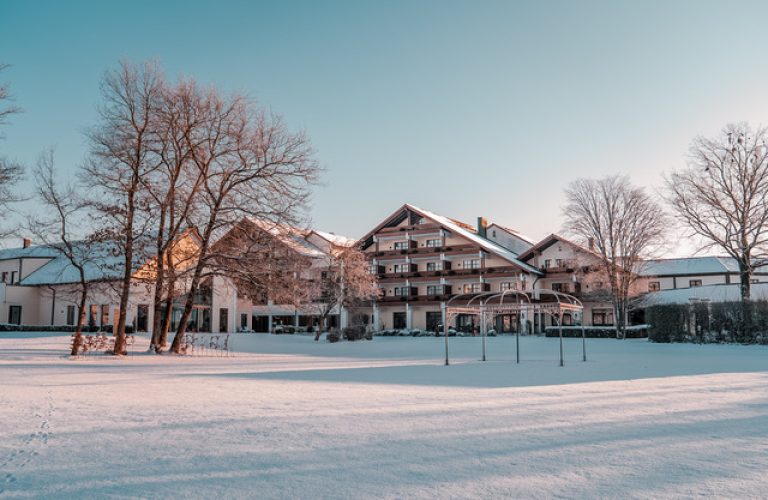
xmin=544 ymin=325 xmax=648 ymax=339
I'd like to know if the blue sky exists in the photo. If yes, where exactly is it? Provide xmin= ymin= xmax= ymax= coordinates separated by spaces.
xmin=3 ymin=0 xmax=768 ymax=247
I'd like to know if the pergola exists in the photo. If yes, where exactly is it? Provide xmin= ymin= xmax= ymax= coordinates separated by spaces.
xmin=442 ymin=290 xmax=586 ymax=367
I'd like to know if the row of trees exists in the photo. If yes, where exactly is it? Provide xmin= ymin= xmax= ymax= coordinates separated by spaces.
xmin=564 ymin=123 xmax=768 ymax=338
xmin=2 ymin=61 xmax=379 ymax=355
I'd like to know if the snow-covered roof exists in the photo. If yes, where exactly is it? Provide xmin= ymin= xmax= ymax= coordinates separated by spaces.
xmin=16 ymin=240 xmax=152 ymax=286
xmin=639 ymin=283 xmax=768 ymax=306
xmin=311 ymin=230 xmax=356 ymax=248
xmin=516 ymin=233 xmax=602 ymax=262
xmin=245 ymin=218 xmax=327 ymax=259
xmin=0 ymin=246 xmax=60 ymax=261
xmin=405 ymin=204 xmax=542 ymax=275
xmin=640 ymin=257 xmax=742 ymax=276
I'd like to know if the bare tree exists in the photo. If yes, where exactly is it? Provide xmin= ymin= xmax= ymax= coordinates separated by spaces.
xmin=168 ymin=91 xmax=319 ymax=353
xmin=29 ymin=150 xmax=95 ymax=355
xmin=307 ymin=245 xmax=378 ymax=340
xmin=563 ymin=175 xmax=665 ymax=338
xmin=83 ymin=61 xmax=164 ymax=355
xmin=0 ymin=63 xmax=24 ymax=236
xmin=665 ymin=123 xmax=768 ymax=301
xmin=142 ymin=80 xmax=206 ymax=352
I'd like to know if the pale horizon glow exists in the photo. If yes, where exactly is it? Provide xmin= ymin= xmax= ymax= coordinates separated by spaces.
xmin=2 ymin=0 xmax=768 ymax=257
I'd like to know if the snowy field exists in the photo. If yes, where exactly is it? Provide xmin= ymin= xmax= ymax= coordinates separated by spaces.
xmin=1 ymin=333 xmax=767 ymax=499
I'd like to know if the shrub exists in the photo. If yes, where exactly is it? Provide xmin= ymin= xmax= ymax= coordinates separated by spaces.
xmin=343 ymin=325 xmax=367 ymax=341
xmin=327 ymin=328 xmax=341 ymax=343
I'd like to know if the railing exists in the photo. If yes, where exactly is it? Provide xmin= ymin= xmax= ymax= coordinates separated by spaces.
xmin=376 ymin=265 xmax=521 ymax=281
xmin=373 ymin=244 xmax=477 ymax=258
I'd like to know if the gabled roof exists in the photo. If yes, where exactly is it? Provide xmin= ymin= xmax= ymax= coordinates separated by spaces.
xmin=244 ymin=218 xmax=327 ymax=259
xmin=486 ymin=223 xmax=536 ymax=245
xmin=516 ymin=233 xmax=601 ymax=262
xmin=360 ymin=203 xmax=542 ymax=275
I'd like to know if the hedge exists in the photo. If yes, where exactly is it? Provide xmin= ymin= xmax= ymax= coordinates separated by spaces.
xmin=645 ymin=300 xmax=768 ymax=344
xmin=544 ymin=325 xmax=649 ymax=339
xmin=0 ymin=324 xmax=134 ymax=333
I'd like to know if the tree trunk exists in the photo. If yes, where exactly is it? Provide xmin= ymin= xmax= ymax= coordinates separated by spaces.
xmin=71 ymin=285 xmax=89 ymax=356
xmin=113 ymin=186 xmax=137 ymax=356
xmin=158 ymin=282 xmax=175 ymax=350
xmin=739 ymin=264 xmax=751 ymax=302
xmin=150 ymin=211 xmax=167 ymax=352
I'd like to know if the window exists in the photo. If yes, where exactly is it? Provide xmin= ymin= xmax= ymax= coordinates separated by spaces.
xmin=394 ymin=241 xmax=409 ymax=250
xmin=394 ymin=287 xmax=412 ymax=296
xmin=462 ymin=259 xmax=480 ymax=269
xmin=368 ymin=265 xmax=379 ymax=275
xmin=66 ymin=305 xmax=76 ymax=326
xmin=426 ymin=311 xmax=442 ymax=332
xmin=426 ymin=261 xmax=443 ymax=271
xmin=520 ymin=279 xmax=527 ymax=291
xmin=425 ymin=239 xmax=441 ymax=248
xmin=393 ymin=312 xmax=407 ymax=329
xmin=463 ymin=283 xmax=483 ymax=293
xmin=555 ymin=259 xmax=563 ymax=268
xmin=8 ymin=305 xmax=21 ymax=325
xmin=10 ymin=271 xmax=17 ymax=284
xmin=689 ymin=279 xmax=702 ymax=288
xmin=427 ymin=285 xmax=443 ymax=295
xmin=500 ymin=282 xmax=517 ymax=291
xmin=544 ymin=259 xmax=551 ymax=269
xmin=101 ymin=304 xmax=110 ymax=326
xmin=136 ymin=305 xmax=149 ymax=332
xmin=648 ymin=281 xmax=661 ymax=292
xmin=240 ymin=313 xmax=248 ymax=329
xmin=219 ymin=308 xmax=229 ymax=333
xmin=1 ymin=272 xmax=6 ymax=283
xmin=492 ymin=230 xmax=497 ymax=238
xmin=562 ymin=313 xmax=573 ymax=326
xmin=320 ymin=271 xmax=328 ymax=280
xmin=592 ymin=309 xmax=614 ymax=326
xmin=552 ymin=282 xmax=570 ymax=293
xmin=393 ymin=263 xmax=411 ymax=273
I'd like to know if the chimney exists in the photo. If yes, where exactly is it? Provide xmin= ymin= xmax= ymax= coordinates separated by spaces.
xmin=22 ymin=238 xmax=31 ymax=248
xmin=588 ymin=237 xmax=595 ymax=251
xmin=477 ymin=217 xmax=488 ymax=239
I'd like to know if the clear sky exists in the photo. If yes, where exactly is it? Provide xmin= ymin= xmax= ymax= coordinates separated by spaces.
xmin=3 ymin=0 xmax=768 ymax=249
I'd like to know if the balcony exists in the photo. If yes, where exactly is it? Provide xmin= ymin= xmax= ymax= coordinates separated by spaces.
xmin=378 ymin=293 xmax=454 ymax=303
xmin=373 ymin=244 xmax=477 ymax=259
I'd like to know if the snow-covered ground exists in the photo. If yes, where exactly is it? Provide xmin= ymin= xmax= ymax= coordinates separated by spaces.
xmin=1 ymin=333 xmax=767 ymax=499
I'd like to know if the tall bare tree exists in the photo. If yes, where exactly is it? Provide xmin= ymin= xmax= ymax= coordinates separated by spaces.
xmin=665 ymin=123 xmax=768 ymax=301
xmin=142 ymin=80 xmax=206 ymax=352
xmin=563 ymin=175 xmax=665 ymax=338
xmin=169 ymin=92 xmax=319 ymax=353
xmin=29 ymin=150 xmax=95 ymax=355
xmin=0 ymin=63 xmax=24 ymax=236
xmin=83 ymin=61 xmax=164 ymax=355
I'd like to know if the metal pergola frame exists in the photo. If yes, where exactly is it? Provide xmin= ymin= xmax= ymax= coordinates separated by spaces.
xmin=442 ymin=289 xmax=586 ymax=367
